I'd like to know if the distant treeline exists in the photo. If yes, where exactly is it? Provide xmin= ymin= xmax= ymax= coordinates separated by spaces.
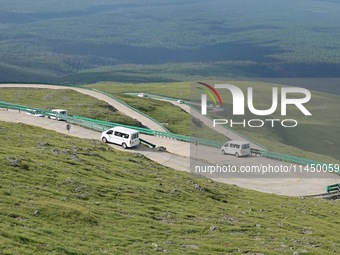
xmin=0 ymin=0 xmax=340 ymax=83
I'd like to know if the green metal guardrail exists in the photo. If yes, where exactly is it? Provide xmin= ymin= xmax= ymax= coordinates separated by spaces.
xmin=122 ymin=93 xmax=338 ymax=168
xmin=250 ymin=148 xmax=334 ymax=169
xmin=0 ymin=101 xmax=223 ymax=148
xmin=186 ymin=103 xmax=268 ymax=151
xmin=0 ymin=100 xmax=332 ymax=168
xmin=124 ymin=92 xmax=181 ymax=102
xmin=91 ymin=89 xmax=171 ymax=132
xmin=258 ymin=150 xmax=327 ymax=166
xmin=124 ymin=92 xmax=267 ymax=151
xmin=140 ymin=138 xmax=156 ymax=149
xmin=326 ymin=184 xmax=340 ymax=193
xmin=70 ymin=115 xmax=224 ymax=147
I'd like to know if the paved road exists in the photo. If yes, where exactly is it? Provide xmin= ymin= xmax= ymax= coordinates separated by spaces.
xmin=1 ymin=85 xmax=339 ymax=196
xmin=0 ymin=110 xmax=190 ymax=172
xmin=153 ymin=98 xmax=265 ymax=150
xmin=0 ymin=84 xmax=168 ymax=132
xmin=1 ymin=110 xmax=339 ymax=197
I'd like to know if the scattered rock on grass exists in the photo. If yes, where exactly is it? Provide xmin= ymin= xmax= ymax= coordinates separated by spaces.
xmin=210 ymin=226 xmax=218 ymax=231
xmin=7 ymin=157 xmax=21 ymax=167
xmin=70 ymin=154 xmax=81 ymax=162
xmin=183 ymin=244 xmax=199 ymax=249
xmin=37 ymin=142 xmax=51 ymax=147
xmin=194 ymin=184 xmax=204 ymax=192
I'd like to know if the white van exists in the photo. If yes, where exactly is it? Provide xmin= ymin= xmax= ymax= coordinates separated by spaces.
xmin=48 ymin=109 xmax=68 ymax=120
xmin=101 ymin=126 xmax=140 ymax=149
xmin=25 ymin=109 xmax=45 ymax=117
xmin=137 ymin=93 xmax=147 ymax=98
xmin=221 ymin=141 xmax=251 ymax=157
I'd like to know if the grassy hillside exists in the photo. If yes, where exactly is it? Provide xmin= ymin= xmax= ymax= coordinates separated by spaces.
xmin=0 ymin=121 xmax=339 ymax=254
xmin=0 ymin=86 xmax=226 ymax=142
xmin=86 ymin=82 xmax=191 ymax=100
xmin=0 ymin=87 xmax=144 ymax=127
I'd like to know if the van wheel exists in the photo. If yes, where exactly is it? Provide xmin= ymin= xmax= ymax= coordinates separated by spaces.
xmin=235 ymin=153 xmax=239 ymax=158
xmin=122 ymin=143 xmax=127 ymax=149
xmin=221 ymin=150 xmax=226 ymax=155
xmin=102 ymin=137 xmax=107 ymax=143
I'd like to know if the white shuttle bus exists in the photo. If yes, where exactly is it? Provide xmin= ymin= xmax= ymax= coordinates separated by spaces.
xmin=221 ymin=141 xmax=251 ymax=157
xmin=101 ymin=126 xmax=140 ymax=149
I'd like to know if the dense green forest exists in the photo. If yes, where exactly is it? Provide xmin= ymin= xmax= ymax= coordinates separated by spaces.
xmin=0 ymin=0 xmax=340 ymax=83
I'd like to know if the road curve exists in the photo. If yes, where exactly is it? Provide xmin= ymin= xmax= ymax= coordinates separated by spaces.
xmin=0 ymin=84 xmax=168 ymax=132
xmin=0 ymin=109 xmax=190 ymax=172
xmin=151 ymin=98 xmax=265 ymax=150
xmin=1 ymin=84 xmax=339 ymax=196
xmin=1 ymin=110 xmax=339 ymax=197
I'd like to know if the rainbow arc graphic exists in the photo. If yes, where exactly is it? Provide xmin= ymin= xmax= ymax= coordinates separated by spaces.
xmin=197 ymin=82 xmax=223 ymax=107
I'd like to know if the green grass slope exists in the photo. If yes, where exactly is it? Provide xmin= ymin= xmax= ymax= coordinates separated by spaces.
xmin=113 ymin=94 xmax=227 ymax=142
xmin=0 ymin=87 xmax=226 ymax=142
xmin=0 ymin=122 xmax=339 ymax=254
xmin=86 ymin=82 xmax=191 ymax=100
xmin=0 ymin=88 xmax=143 ymax=127
xmin=86 ymin=82 xmax=228 ymax=141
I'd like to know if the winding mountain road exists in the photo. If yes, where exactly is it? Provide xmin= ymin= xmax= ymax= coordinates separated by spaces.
xmin=0 ymin=84 xmax=168 ymax=132
xmin=1 ymin=84 xmax=339 ymax=196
